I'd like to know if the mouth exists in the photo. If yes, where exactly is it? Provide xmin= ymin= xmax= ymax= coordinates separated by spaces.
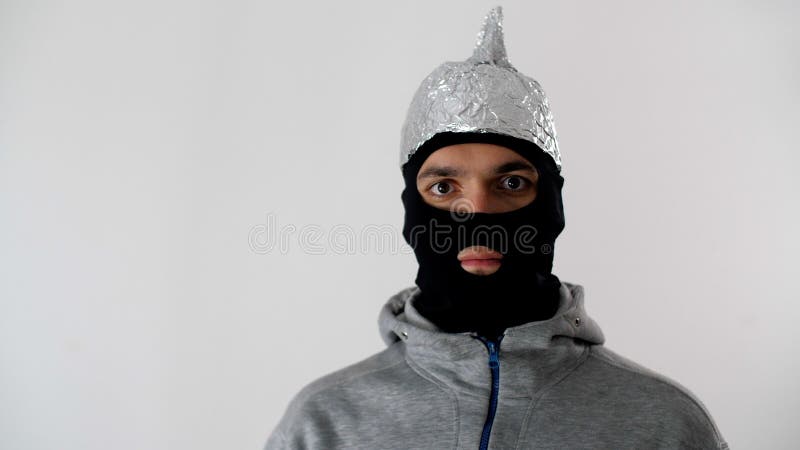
xmin=457 ymin=245 xmax=503 ymax=274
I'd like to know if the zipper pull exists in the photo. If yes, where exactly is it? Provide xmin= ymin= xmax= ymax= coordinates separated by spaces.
xmin=487 ymin=341 xmax=499 ymax=368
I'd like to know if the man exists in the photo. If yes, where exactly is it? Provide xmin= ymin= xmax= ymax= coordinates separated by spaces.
xmin=265 ymin=6 xmax=728 ymax=449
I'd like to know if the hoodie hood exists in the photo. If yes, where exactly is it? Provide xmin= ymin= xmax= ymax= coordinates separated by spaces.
xmin=378 ymin=281 xmax=605 ymax=397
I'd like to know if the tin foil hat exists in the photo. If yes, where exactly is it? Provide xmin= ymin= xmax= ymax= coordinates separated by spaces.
xmin=399 ymin=6 xmax=562 ymax=172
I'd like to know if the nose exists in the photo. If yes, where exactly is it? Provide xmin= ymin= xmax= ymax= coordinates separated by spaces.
xmin=458 ymin=186 xmax=496 ymax=214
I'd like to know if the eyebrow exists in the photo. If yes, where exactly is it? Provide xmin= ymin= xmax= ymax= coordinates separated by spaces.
xmin=417 ymin=160 xmax=536 ymax=181
xmin=417 ymin=166 xmax=466 ymax=180
xmin=494 ymin=160 xmax=537 ymax=174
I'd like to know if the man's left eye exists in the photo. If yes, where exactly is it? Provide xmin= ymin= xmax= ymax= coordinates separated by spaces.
xmin=501 ymin=176 xmax=528 ymax=191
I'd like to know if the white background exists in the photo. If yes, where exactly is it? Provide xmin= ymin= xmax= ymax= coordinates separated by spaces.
xmin=1 ymin=1 xmax=798 ymax=449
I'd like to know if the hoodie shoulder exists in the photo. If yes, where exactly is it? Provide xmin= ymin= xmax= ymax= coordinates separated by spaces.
xmin=581 ymin=345 xmax=729 ymax=449
xmin=264 ymin=342 xmax=455 ymax=450
xmin=264 ymin=344 xmax=406 ymax=449
xmin=268 ymin=343 xmax=406 ymax=427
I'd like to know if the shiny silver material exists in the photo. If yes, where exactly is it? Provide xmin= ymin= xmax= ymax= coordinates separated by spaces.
xmin=399 ymin=6 xmax=562 ymax=171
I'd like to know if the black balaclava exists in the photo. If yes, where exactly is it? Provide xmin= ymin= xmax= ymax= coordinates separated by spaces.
xmin=401 ymin=131 xmax=566 ymax=339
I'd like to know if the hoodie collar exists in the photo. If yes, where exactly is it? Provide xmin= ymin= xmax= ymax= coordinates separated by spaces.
xmin=378 ymin=281 xmax=605 ymax=397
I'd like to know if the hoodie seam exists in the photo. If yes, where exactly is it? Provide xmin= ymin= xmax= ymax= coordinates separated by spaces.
xmin=587 ymin=347 xmax=727 ymax=447
xmin=402 ymin=353 xmax=461 ymax=449
xmin=294 ymin=355 xmax=407 ymax=401
xmin=513 ymin=344 xmax=593 ymax=449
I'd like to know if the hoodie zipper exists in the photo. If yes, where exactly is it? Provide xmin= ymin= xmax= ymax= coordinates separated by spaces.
xmin=476 ymin=334 xmax=503 ymax=450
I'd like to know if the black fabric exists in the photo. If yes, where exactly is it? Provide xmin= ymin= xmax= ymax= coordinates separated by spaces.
xmin=401 ymin=132 xmax=566 ymax=339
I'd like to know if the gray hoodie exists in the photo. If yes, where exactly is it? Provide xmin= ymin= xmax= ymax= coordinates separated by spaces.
xmin=265 ymin=282 xmax=728 ymax=449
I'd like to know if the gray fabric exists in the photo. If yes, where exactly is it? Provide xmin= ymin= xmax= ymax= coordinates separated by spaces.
xmin=265 ymin=282 xmax=728 ymax=449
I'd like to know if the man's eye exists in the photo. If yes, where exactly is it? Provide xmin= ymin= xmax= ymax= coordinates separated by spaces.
xmin=429 ymin=182 xmax=453 ymax=196
xmin=501 ymin=175 xmax=529 ymax=191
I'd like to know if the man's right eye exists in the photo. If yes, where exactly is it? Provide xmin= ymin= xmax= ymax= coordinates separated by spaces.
xmin=429 ymin=182 xmax=453 ymax=196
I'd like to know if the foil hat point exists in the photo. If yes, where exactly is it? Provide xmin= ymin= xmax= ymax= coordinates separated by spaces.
xmin=400 ymin=6 xmax=563 ymax=172
xmin=468 ymin=6 xmax=513 ymax=70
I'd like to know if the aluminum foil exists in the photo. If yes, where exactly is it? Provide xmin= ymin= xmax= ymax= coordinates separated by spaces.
xmin=399 ymin=6 xmax=562 ymax=172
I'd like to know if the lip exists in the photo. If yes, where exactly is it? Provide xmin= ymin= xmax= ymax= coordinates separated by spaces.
xmin=459 ymin=258 xmax=503 ymax=270
xmin=457 ymin=246 xmax=504 ymax=262
xmin=457 ymin=246 xmax=504 ymax=273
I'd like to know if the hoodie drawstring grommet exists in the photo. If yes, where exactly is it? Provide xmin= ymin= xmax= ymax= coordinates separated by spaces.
xmin=574 ymin=317 xmax=581 ymax=327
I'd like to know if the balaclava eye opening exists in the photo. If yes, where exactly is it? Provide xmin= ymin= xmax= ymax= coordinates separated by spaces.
xmin=401 ymin=131 xmax=566 ymax=339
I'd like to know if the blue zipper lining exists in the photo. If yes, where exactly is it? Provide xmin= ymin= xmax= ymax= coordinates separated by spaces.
xmin=476 ymin=334 xmax=504 ymax=450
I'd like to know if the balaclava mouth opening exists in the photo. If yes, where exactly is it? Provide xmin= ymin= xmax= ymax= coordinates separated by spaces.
xmin=401 ymin=131 xmax=566 ymax=339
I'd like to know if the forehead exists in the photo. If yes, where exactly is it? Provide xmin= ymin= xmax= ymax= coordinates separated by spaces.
xmin=419 ymin=142 xmax=531 ymax=170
